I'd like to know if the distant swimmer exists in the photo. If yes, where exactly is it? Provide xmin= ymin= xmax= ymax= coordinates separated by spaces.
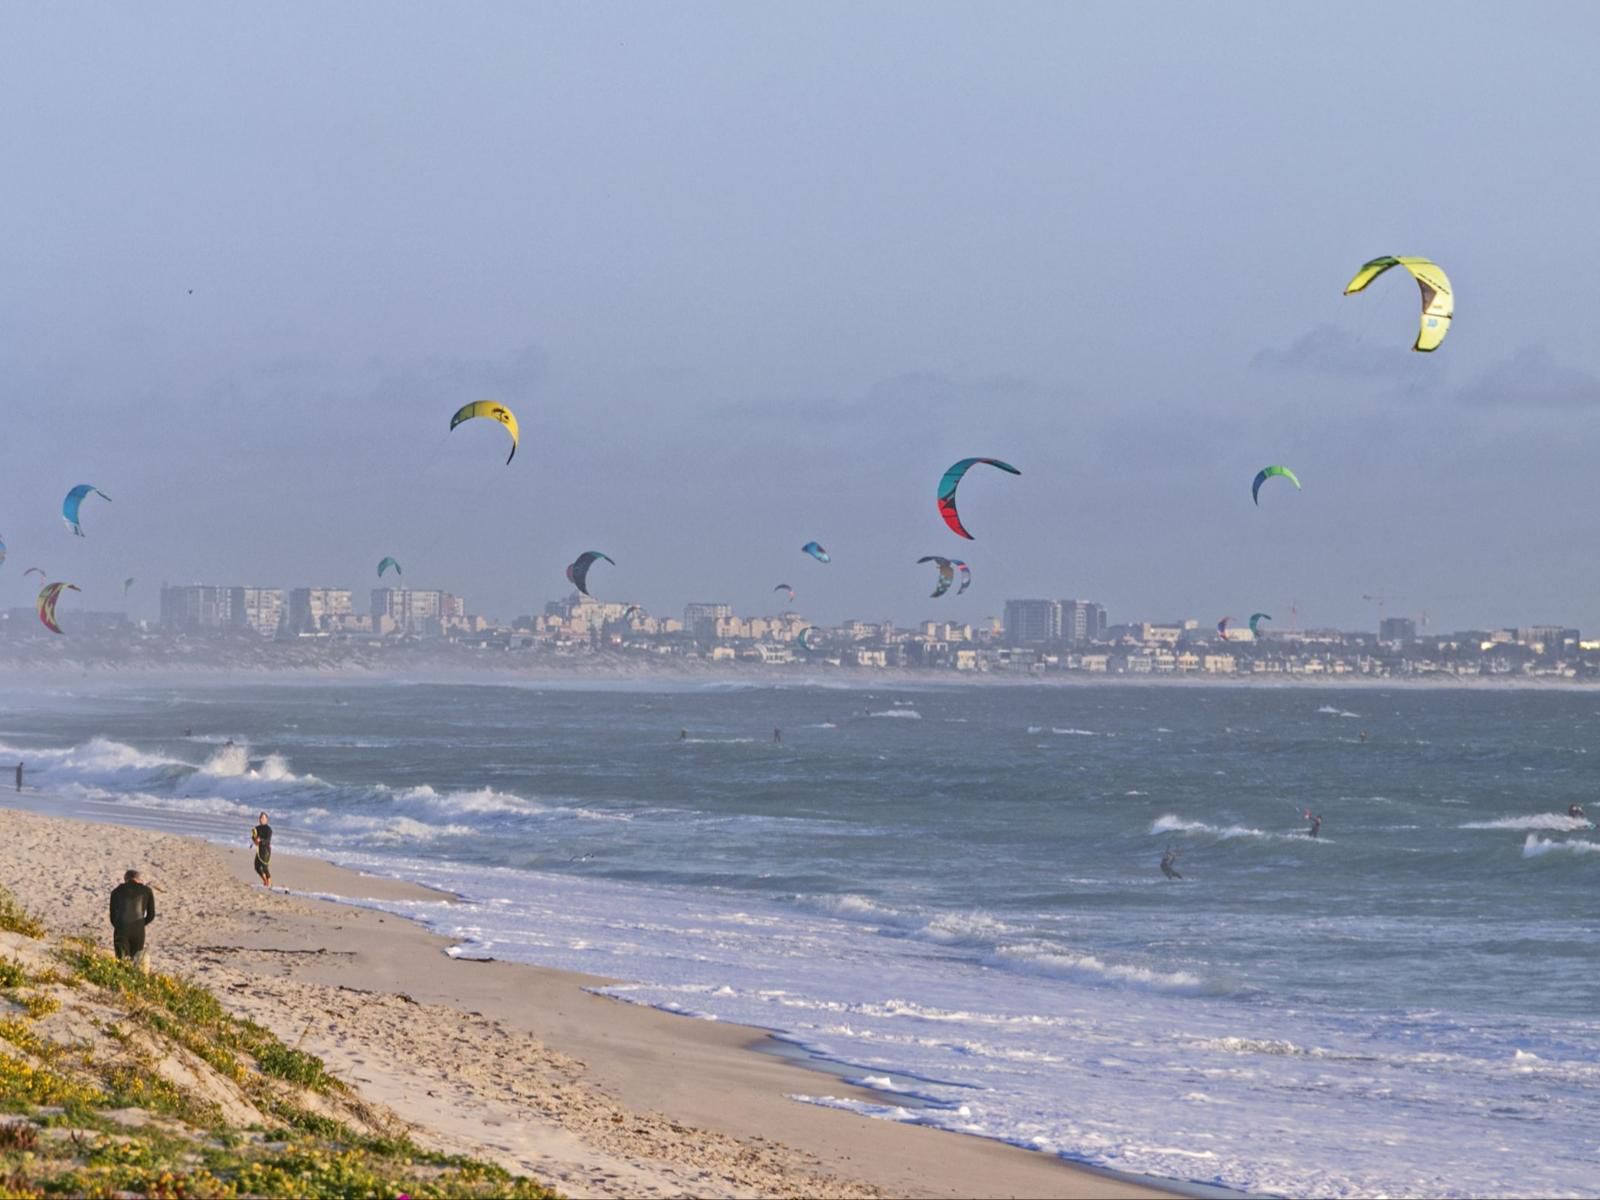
xmin=1306 ymin=812 xmax=1322 ymax=838
xmin=250 ymin=812 xmax=273 ymax=888
xmin=1569 ymin=803 xmax=1586 ymax=820
xmin=679 ymin=729 xmax=688 ymax=741
xmin=1160 ymin=847 xmax=1183 ymax=880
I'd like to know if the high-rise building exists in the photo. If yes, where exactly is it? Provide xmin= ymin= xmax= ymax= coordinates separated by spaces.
xmin=1003 ymin=599 xmax=1059 ymax=646
xmin=1059 ymin=600 xmax=1107 ymax=644
xmin=1379 ymin=617 xmax=1417 ymax=647
xmin=288 ymin=588 xmax=354 ymax=635
xmin=231 ymin=588 xmax=285 ymax=638
xmin=161 ymin=585 xmax=233 ymax=631
xmin=371 ymin=588 xmax=459 ymax=636
xmin=684 ymin=603 xmax=732 ymax=638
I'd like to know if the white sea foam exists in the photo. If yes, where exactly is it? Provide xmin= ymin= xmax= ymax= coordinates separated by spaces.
xmin=1522 ymin=834 xmax=1600 ymax=857
xmin=1149 ymin=815 xmax=1298 ymax=841
xmin=869 ymin=710 xmax=923 ymax=719
xmin=1462 ymin=813 xmax=1591 ymax=831
xmin=1051 ymin=727 xmax=1101 ymax=736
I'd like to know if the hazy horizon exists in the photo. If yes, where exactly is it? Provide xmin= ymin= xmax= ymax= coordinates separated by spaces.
xmin=5 ymin=4 xmax=1599 ymax=631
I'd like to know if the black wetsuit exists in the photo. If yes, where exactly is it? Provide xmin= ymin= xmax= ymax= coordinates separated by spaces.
xmin=1308 ymin=817 xmax=1322 ymax=838
xmin=109 ymin=881 xmax=155 ymax=960
xmin=252 ymin=823 xmax=273 ymax=879
xmin=1160 ymin=854 xmax=1182 ymax=880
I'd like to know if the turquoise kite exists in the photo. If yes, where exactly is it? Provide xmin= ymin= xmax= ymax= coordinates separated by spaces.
xmin=378 ymin=556 xmax=402 ymax=578
xmin=1248 ymin=612 xmax=1272 ymax=635
xmin=802 ymin=542 xmax=830 ymax=564
xmin=938 ymin=458 xmax=1020 ymax=539
xmin=62 ymin=484 xmax=110 ymax=536
xmin=797 ymin=626 xmax=820 ymax=652
xmin=952 ymin=559 xmax=971 ymax=594
xmin=1251 ymin=466 xmax=1300 ymax=506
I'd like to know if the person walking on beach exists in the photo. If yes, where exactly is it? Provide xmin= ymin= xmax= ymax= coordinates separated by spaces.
xmin=109 ymin=869 xmax=156 ymax=965
xmin=251 ymin=812 xmax=273 ymax=888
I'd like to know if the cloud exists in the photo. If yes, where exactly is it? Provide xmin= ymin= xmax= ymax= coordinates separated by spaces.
xmin=1453 ymin=346 xmax=1600 ymax=409
xmin=1251 ymin=324 xmax=1431 ymax=382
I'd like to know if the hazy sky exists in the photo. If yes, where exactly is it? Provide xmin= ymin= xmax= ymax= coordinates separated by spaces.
xmin=4 ymin=3 xmax=1599 ymax=631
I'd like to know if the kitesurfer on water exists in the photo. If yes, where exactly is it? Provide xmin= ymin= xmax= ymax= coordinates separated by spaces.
xmin=1569 ymin=803 xmax=1586 ymax=820
xmin=1307 ymin=813 xmax=1322 ymax=838
xmin=1160 ymin=847 xmax=1182 ymax=880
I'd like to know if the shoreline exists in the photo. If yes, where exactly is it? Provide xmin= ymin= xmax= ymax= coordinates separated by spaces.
xmin=0 ymin=800 xmax=1185 ymax=1199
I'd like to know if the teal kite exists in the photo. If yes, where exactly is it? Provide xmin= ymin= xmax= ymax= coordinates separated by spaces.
xmin=63 ymin=484 xmax=110 ymax=536
xmin=917 ymin=555 xmax=956 ymax=599
xmin=566 ymin=551 xmax=615 ymax=597
xmin=378 ymin=557 xmax=402 ymax=578
xmin=938 ymin=458 xmax=1020 ymax=539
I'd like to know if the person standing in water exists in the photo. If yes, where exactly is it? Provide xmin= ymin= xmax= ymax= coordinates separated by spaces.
xmin=1307 ymin=812 xmax=1323 ymax=838
xmin=773 ymin=727 xmax=782 ymax=744
xmin=1160 ymin=847 xmax=1183 ymax=880
xmin=13 ymin=762 xmax=21 ymax=793
xmin=109 ymin=869 xmax=156 ymax=965
xmin=251 ymin=812 xmax=273 ymax=888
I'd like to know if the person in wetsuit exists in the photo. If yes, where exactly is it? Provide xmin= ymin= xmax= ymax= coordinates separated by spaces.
xmin=109 ymin=870 xmax=156 ymax=963
xmin=773 ymin=727 xmax=782 ymax=744
xmin=13 ymin=762 xmax=20 ymax=793
xmin=1307 ymin=813 xmax=1323 ymax=838
xmin=251 ymin=812 xmax=273 ymax=888
xmin=1569 ymin=803 xmax=1586 ymax=821
xmin=1160 ymin=847 xmax=1183 ymax=880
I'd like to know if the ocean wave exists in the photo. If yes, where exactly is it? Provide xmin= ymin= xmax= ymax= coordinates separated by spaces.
xmin=1051 ymin=727 xmax=1103 ymax=736
xmin=1150 ymin=814 xmax=1311 ymax=842
xmin=869 ymin=710 xmax=923 ymax=719
xmin=988 ymin=943 xmax=1214 ymax=995
xmin=1462 ymin=813 xmax=1591 ymax=831
xmin=1316 ymin=706 xmax=1360 ymax=718
xmin=1522 ymin=834 xmax=1600 ymax=857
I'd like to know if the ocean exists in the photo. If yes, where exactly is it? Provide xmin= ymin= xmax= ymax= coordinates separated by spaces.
xmin=0 ymin=678 xmax=1596 ymax=1197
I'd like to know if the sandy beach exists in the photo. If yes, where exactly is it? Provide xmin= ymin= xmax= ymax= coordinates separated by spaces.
xmin=0 ymin=802 xmax=1174 ymax=1199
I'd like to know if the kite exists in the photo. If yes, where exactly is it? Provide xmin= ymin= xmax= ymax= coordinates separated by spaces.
xmin=773 ymin=583 xmax=796 ymax=604
xmin=1343 ymin=256 xmax=1453 ymax=352
xmin=1251 ymin=465 xmax=1301 ymax=506
xmin=378 ymin=557 xmax=402 ymax=578
xmin=0 ymin=535 xmax=5 ymax=568
xmin=37 ymin=582 xmax=80 ymax=635
xmin=566 ymin=550 xmax=615 ymax=597
xmin=622 ymin=604 xmax=643 ymax=620
xmin=917 ymin=555 xmax=956 ymax=599
xmin=937 ymin=458 xmax=1020 ymax=539
xmin=952 ymin=559 xmax=972 ymax=594
xmin=802 ymin=542 xmax=831 ymax=564
xmin=23 ymin=567 xmax=45 ymax=580
xmin=62 ymin=485 xmax=111 ymax=536
xmin=797 ymin=626 xmax=820 ymax=652
xmin=123 ymin=577 xmax=136 ymax=594
xmin=448 ymin=401 xmax=520 ymax=463
xmin=1249 ymin=612 xmax=1272 ymax=635
xmin=1217 ymin=616 xmax=1232 ymax=640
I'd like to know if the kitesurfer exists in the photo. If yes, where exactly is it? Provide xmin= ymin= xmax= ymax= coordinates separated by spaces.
xmin=1160 ymin=847 xmax=1183 ymax=880
xmin=12 ymin=762 xmax=20 ymax=793
xmin=679 ymin=729 xmax=688 ymax=741
xmin=773 ymin=727 xmax=782 ymax=744
xmin=1307 ymin=813 xmax=1322 ymax=838
xmin=1568 ymin=803 xmax=1586 ymax=820
xmin=251 ymin=812 xmax=273 ymax=888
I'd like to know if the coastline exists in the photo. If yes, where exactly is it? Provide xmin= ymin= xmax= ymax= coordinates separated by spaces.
xmin=0 ymin=801 xmax=1183 ymax=1199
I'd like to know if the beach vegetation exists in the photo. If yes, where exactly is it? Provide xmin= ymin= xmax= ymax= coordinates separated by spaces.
xmin=0 ymin=892 xmax=45 ymax=941
xmin=0 ymin=935 xmax=561 ymax=1198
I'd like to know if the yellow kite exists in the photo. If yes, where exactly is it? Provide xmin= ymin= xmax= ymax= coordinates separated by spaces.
xmin=448 ymin=401 xmax=520 ymax=464
xmin=1343 ymin=256 xmax=1453 ymax=352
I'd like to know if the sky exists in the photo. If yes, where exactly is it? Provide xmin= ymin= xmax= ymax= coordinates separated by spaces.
xmin=3 ymin=3 xmax=1599 ymax=633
